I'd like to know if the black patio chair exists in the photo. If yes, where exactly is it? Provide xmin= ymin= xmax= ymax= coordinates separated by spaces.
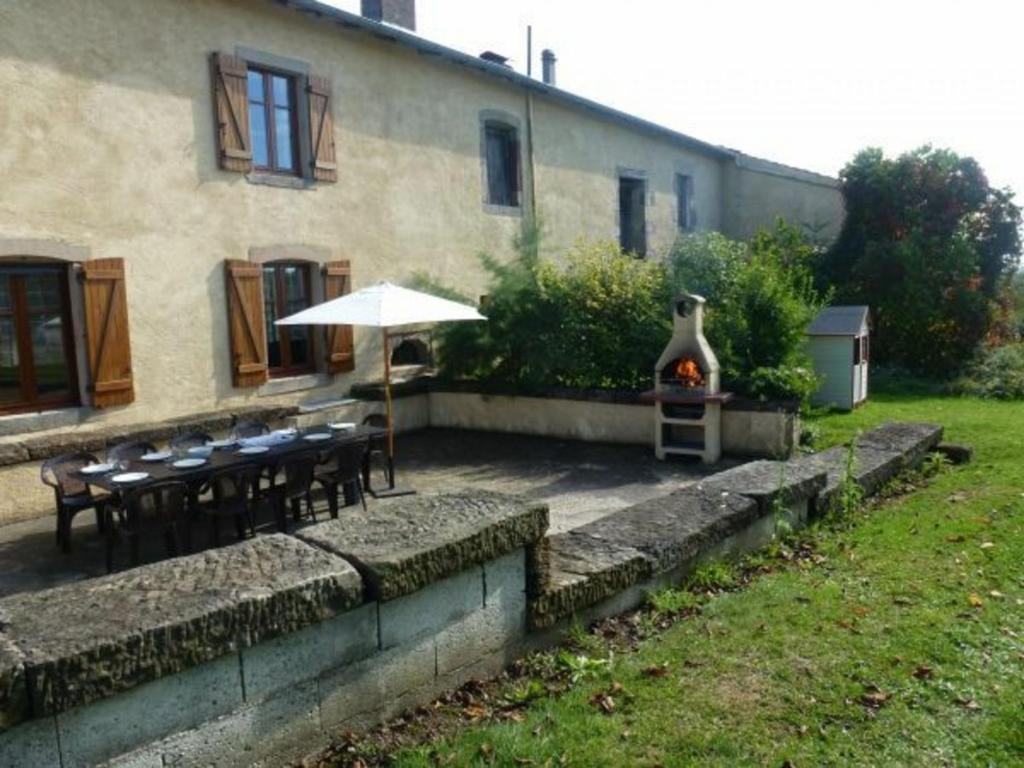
xmin=362 ymin=413 xmax=392 ymax=490
xmin=230 ymin=420 xmax=270 ymax=440
xmin=116 ymin=480 xmax=189 ymax=571
xmin=196 ymin=464 xmax=261 ymax=547
xmin=315 ymin=441 xmax=368 ymax=516
xmin=169 ymin=431 xmax=213 ymax=451
xmin=107 ymin=440 xmax=157 ymax=463
xmin=40 ymin=451 xmax=110 ymax=554
xmin=266 ymin=451 xmax=320 ymax=529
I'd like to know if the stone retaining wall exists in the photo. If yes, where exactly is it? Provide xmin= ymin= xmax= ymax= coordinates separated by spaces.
xmin=0 ymin=422 xmax=944 ymax=766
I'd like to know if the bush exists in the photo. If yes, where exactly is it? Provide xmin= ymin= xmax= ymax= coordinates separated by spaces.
xmin=670 ymin=221 xmax=826 ymax=403
xmin=425 ymin=227 xmax=672 ymax=391
xmin=951 ymin=343 xmax=1024 ymax=399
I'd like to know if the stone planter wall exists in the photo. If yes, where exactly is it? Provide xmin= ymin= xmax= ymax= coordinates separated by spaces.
xmin=429 ymin=390 xmax=800 ymax=459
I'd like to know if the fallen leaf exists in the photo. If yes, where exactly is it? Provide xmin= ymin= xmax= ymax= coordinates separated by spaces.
xmin=946 ymin=534 xmax=965 ymax=543
xmin=980 ymin=542 xmax=996 ymax=550
xmin=947 ymin=492 xmax=968 ymax=503
xmin=913 ymin=665 xmax=934 ymax=680
xmin=989 ymin=590 xmax=1004 ymax=599
xmin=642 ymin=664 xmax=670 ymax=678
xmin=955 ymin=697 xmax=981 ymax=711
xmin=860 ymin=690 xmax=890 ymax=708
xmin=463 ymin=704 xmax=490 ymax=721
xmin=968 ymin=593 xmax=984 ymax=607
xmin=590 ymin=692 xmax=615 ymax=715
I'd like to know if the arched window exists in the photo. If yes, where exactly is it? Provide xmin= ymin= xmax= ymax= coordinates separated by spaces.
xmin=0 ymin=260 xmax=79 ymax=413
xmin=261 ymin=260 xmax=315 ymax=376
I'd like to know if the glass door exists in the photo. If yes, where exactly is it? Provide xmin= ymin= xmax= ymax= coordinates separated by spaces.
xmin=0 ymin=265 xmax=79 ymax=413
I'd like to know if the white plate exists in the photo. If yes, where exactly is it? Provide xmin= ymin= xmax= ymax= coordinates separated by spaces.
xmin=206 ymin=439 xmax=235 ymax=449
xmin=328 ymin=422 xmax=356 ymax=431
xmin=111 ymin=472 xmax=149 ymax=484
xmin=273 ymin=428 xmax=297 ymax=436
xmin=238 ymin=446 xmax=269 ymax=455
xmin=303 ymin=433 xmax=332 ymax=442
xmin=172 ymin=458 xmax=206 ymax=469
xmin=81 ymin=463 xmax=116 ymax=475
xmin=140 ymin=451 xmax=172 ymax=462
xmin=188 ymin=446 xmax=214 ymax=457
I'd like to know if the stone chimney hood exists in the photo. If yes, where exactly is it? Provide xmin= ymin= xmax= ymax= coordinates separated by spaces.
xmin=361 ymin=0 xmax=415 ymax=31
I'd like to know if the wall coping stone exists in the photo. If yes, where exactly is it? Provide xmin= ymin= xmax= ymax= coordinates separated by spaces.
xmin=3 ymin=404 xmax=299 ymax=467
xmin=695 ymin=459 xmax=827 ymax=515
xmin=529 ymin=532 xmax=652 ymax=630
xmin=297 ymin=491 xmax=548 ymax=602
xmin=573 ymin=487 xmax=760 ymax=576
xmin=0 ymin=535 xmax=362 ymax=721
xmin=0 ymin=634 xmax=27 ymax=731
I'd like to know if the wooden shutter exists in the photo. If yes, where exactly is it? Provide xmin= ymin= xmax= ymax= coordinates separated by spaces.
xmin=307 ymin=75 xmax=337 ymax=182
xmin=322 ymin=261 xmax=354 ymax=373
xmin=212 ymin=52 xmax=252 ymax=173
xmin=81 ymin=258 xmax=134 ymax=408
xmin=224 ymin=260 xmax=268 ymax=387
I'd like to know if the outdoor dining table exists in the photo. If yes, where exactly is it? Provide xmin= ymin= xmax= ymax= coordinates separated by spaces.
xmin=78 ymin=425 xmax=387 ymax=558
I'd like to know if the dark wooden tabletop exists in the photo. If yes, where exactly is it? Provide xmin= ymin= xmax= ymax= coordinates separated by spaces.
xmin=79 ymin=426 xmax=386 ymax=493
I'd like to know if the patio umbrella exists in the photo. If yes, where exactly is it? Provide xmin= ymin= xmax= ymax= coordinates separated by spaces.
xmin=276 ymin=281 xmax=486 ymax=495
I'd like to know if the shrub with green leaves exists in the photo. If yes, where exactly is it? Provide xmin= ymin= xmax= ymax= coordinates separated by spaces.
xmin=951 ymin=343 xmax=1024 ymax=399
xmin=670 ymin=220 xmax=827 ymax=402
xmin=424 ymin=226 xmax=672 ymax=391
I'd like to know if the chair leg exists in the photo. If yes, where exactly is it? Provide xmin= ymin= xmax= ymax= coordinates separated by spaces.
xmin=233 ymin=513 xmax=245 ymax=541
xmin=305 ymin=491 xmax=315 ymax=522
xmin=211 ymin=516 xmax=221 ymax=548
xmin=104 ymin=508 xmax=116 ymax=574
xmin=95 ymin=506 xmax=106 ymax=533
xmin=326 ymin=482 xmax=339 ymax=519
xmin=128 ymin=510 xmax=141 ymax=567
xmin=357 ymin=477 xmax=367 ymax=511
xmin=58 ymin=511 xmax=71 ymax=554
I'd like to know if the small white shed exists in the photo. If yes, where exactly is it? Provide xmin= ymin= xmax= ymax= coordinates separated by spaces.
xmin=807 ymin=305 xmax=870 ymax=410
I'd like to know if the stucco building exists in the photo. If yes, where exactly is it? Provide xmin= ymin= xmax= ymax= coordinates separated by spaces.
xmin=0 ymin=0 xmax=843 ymax=438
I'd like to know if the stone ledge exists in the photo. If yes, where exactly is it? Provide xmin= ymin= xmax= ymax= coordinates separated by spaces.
xmin=8 ymin=405 xmax=300 ymax=467
xmin=0 ymin=535 xmax=362 ymax=718
xmin=297 ymin=491 xmax=548 ymax=602
xmin=0 ymin=634 xmax=28 ymax=732
xmin=695 ymin=459 xmax=827 ymax=515
xmin=855 ymin=422 xmax=943 ymax=467
xmin=577 ymin=487 xmax=760 ymax=575
xmin=527 ymin=487 xmax=759 ymax=629
xmin=528 ymin=533 xmax=652 ymax=630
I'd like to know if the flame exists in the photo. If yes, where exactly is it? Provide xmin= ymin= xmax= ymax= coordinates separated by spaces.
xmin=670 ymin=357 xmax=705 ymax=388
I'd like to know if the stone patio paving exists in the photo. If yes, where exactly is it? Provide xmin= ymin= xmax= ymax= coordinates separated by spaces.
xmin=0 ymin=428 xmax=735 ymax=598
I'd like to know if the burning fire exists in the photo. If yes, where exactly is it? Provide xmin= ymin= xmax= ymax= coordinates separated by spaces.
xmin=670 ymin=357 xmax=705 ymax=388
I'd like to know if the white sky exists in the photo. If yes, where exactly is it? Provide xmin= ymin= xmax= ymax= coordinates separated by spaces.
xmin=323 ymin=0 xmax=1023 ymax=197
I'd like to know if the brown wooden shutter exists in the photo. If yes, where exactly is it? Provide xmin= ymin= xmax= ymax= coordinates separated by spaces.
xmin=322 ymin=260 xmax=354 ymax=373
xmin=224 ymin=260 xmax=268 ymax=387
xmin=307 ymin=75 xmax=338 ymax=182
xmin=81 ymin=258 xmax=135 ymax=408
xmin=211 ymin=53 xmax=252 ymax=173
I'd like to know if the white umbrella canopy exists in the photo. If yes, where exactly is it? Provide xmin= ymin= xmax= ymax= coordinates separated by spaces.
xmin=275 ymin=281 xmax=485 ymax=327
xmin=275 ymin=281 xmax=486 ymax=495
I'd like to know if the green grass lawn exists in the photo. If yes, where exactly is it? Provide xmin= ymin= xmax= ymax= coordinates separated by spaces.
xmin=388 ymin=391 xmax=1024 ymax=766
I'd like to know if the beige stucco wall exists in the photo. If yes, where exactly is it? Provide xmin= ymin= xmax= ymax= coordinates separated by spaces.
xmin=0 ymin=0 xmax=842 ymax=440
xmin=721 ymin=156 xmax=845 ymax=243
xmin=531 ymin=97 xmax=723 ymax=259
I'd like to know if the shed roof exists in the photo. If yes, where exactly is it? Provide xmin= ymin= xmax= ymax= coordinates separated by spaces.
xmin=808 ymin=306 xmax=869 ymax=336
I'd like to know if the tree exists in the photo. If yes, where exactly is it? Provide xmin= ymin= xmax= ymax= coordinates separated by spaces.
xmin=820 ymin=146 xmax=1022 ymax=375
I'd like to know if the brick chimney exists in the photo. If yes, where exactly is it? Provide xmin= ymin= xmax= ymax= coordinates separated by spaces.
xmin=361 ymin=0 xmax=415 ymax=31
xmin=541 ymin=49 xmax=557 ymax=86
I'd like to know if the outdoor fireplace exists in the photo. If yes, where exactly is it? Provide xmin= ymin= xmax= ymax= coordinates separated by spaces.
xmin=645 ymin=293 xmax=731 ymax=462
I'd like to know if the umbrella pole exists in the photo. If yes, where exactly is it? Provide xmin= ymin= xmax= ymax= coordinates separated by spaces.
xmin=382 ymin=327 xmax=396 ymax=489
